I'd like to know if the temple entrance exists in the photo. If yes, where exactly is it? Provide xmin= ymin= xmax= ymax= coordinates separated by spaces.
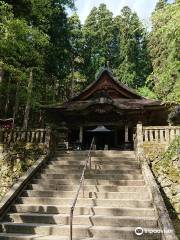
xmin=68 ymin=126 xmax=134 ymax=150
xmin=83 ymin=126 xmax=114 ymax=150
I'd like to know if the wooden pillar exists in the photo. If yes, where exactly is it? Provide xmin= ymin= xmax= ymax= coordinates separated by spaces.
xmin=125 ymin=125 xmax=129 ymax=142
xmin=79 ymin=126 xmax=83 ymax=143
xmin=115 ymin=129 xmax=118 ymax=147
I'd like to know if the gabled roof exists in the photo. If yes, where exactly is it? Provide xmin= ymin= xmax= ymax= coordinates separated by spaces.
xmin=71 ymin=68 xmax=144 ymax=101
xmin=42 ymin=68 xmax=165 ymax=112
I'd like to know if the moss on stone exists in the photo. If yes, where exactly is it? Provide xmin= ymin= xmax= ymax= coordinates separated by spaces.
xmin=151 ymin=137 xmax=180 ymax=184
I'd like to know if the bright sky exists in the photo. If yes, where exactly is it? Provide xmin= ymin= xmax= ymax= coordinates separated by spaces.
xmin=73 ymin=0 xmax=174 ymax=26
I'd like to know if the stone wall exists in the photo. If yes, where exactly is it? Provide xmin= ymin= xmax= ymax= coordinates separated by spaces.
xmin=146 ymin=137 xmax=180 ymax=238
xmin=143 ymin=142 xmax=168 ymax=156
xmin=0 ymin=143 xmax=44 ymax=201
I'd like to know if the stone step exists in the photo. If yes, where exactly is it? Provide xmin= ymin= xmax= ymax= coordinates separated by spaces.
xmin=91 ymin=226 xmax=161 ymax=239
xmin=42 ymin=169 xmax=142 ymax=175
xmin=32 ymin=178 xmax=145 ymax=186
xmin=50 ymin=160 xmax=139 ymax=166
xmin=0 ymin=223 xmax=161 ymax=239
xmin=11 ymin=204 xmax=155 ymax=217
xmin=38 ymin=173 xmax=143 ymax=180
xmin=21 ymin=190 xmax=150 ymax=200
xmin=28 ymin=184 xmax=147 ymax=192
xmin=0 ymin=234 xmax=133 ymax=240
xmin=56 ymin=151 xmax=135 ymax=157
xmin=46 ymin=164 xmax=140 ymax=170
xmin=0 ymin=150 xmax=161 ymax=240
xmin=0 ymin=223 xmax=87 ymax=237
xmin=6 ymin=213 xmax=158 ymax=228
xmin=17 ymin=197 xmax=153 ymax=208
xmin=54 ymin=156 xmax=136 ymax=161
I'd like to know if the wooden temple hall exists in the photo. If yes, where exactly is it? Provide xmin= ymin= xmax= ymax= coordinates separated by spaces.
xmin=44 ymin=69 xmax=168 ymax=150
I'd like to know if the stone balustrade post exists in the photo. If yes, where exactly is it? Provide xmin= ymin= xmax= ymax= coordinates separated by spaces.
xmin=0 ymin=130 xmax=4 ymax=155
xmin=45 ymin=127 xmax=51 ymax=151
xmin=136 ymin=122 xmax=144 ymax=161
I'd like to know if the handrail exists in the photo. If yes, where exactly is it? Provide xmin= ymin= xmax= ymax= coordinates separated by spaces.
xmin=69 ymin=138 xmax=95 ymax=240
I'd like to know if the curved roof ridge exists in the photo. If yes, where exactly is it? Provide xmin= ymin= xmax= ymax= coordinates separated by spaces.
xmin=70 ymin=68 xmax=144 ymax=102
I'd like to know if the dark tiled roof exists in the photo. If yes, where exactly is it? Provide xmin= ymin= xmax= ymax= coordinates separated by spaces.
xmin=45 ymin=99 xmax=164 ymax=112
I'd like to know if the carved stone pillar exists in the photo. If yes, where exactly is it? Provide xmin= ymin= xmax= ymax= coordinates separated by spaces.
xmin=125 ymin=125 xmax=129 ymax=142
xmin=58 ymin=122 xmax=68 ymax=144
xmin=79 ymin=126 xmax=83 ymax=143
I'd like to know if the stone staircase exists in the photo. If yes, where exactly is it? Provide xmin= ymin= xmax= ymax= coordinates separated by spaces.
xmin=0 ymin=150 xmax=162 ymax=239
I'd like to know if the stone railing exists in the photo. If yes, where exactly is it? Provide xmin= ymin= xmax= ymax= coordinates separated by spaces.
xmin=143 ymin=126 xmax=180 ymax=144
xmin=2 ymin=129 xmax=47 ymax=144
xmin=134 ymin=123 xmax=179 ymax=240
xmin=134 ymin=124 xmax=180 ymax=158
xmin=143 ymin=126 xmax=180 ymax=155
xmin=0 ymin=128 xmax=53 ymax=153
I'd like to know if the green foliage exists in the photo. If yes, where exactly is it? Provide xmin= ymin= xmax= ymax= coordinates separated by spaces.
xmin=0 ymin=1 xmax=49 ymax=122
xmin=0 ymin=1 xmax=13 ymax=22
xmin=0 ymin=0 xmax=74 ymax=123
xmin=148 ymin=1 xmax=180 ymax=103
xmin=4 ymin=0 xmax=74 ymax=30
xmin=3 ymin=0 xmax=32 ymax=19
xmin=0 ymin=18 xmax=49 ymax=69
xmin=66 ymin=12 xmax=84 ymax=97
xmin=81 ymin=4 xmax=152 ymax=88
xmin=46 ymin=3 xmax=70 ymax=80
xmin=138 ymin=86 xmax=157 ymax=99
xmin=155 ymin=0 xmax=168 ymax=10
xmin=169 ymin=106 xmax=180 ymax=125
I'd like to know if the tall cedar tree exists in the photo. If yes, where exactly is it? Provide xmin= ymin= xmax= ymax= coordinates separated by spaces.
xmin=82 ymin=4 xmax=115 ymax=84
xmin=114 ymin=6 xmax=152 ymax=88
xmin=0 ymin=2 xmax=48 ymax=124
xmin=67 ymin=12 xmax=83 ymax=98
xmin=0 ymin=0 xmax=74 ymax=127
xmin=148 ymin=0 xmax=180 ymax=103
xmin=155 ymin=0 xmax=168 ymax=10
xmin=46 ymin=2 xmax=71 ymax=102
xmin=4 ymin=0 xmax=74 ymax=103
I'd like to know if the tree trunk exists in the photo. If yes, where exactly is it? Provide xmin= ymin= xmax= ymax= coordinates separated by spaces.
xmin=0 ymin=64 xmax=4 ymax=84
xmin=4 ymin=77 xmax=11 ymax=117
xmin=13 ymin=80 xmax=20 ymax=127
xmin=70 ymin=58 xmax=75 ymax=98
xmin=38 ymin=110 xmax=44 ymax=128
xmin=52 ymin=76 xmax=56 ymax=103
xmin=23 ymin=69 xmax=33 ymax=129
xmin=0 ymin=65 xmax=3 ymax=117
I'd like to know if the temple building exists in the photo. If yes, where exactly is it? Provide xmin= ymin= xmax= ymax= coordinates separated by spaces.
xmin=44 ymin=69 xmax=169 ymax=150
